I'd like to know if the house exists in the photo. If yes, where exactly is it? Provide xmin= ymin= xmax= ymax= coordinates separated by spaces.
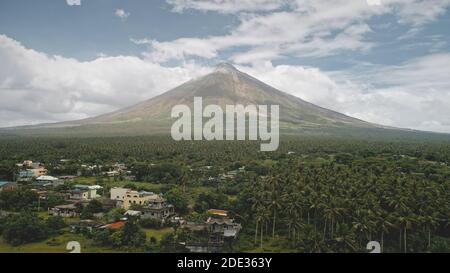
xmin=123 ymin=190 xmax=157 ymax=209
xmin=110 ymin=187 xmax=130 ymax=201
xmin=70 ymin=189 xmax=91 ymax=201
xmin=140 ymin=194 xmax=174 ymax=220
xmin=70 ymin=185 xmax=102 ymax=200
xmin=48 ymin=203 xmax=80 ymax=217
xmin=206 ymin=217 xmax=242 ymax=239
xmin=141 ymin=204 xmax=174 ymax=220
xmin=0 ymin=181 xmax=18 ymax=192
xmin=36 ymin=175 xmax=63 ymax=187
xmin=121 ymin=190 xmax=175 ymax=219
xmin=17 ymin=163 xmax=48 ymax=182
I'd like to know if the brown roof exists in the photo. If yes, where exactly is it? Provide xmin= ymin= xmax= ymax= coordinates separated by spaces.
xmin=101 ymin=221 xmax=125 ymax=230
xmin=207 ymin=209 xmax=228 ymax=217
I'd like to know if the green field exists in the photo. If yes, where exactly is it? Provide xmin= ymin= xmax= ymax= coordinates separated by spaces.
xmin=0 ymin=232 xmax=118 ymax=253
xmin=143 ymin=227 xmax=174 ymax=242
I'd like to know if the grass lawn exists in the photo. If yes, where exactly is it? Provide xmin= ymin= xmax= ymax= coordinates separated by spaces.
xmin=143 ymin=227 xmax=173 ymax=242
xmin=0 ymin=231 xmax=121 ymax=253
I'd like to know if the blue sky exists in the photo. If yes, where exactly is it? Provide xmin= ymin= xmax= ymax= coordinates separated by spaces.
xmin=0 ymin=0 xmax=236 ymax=60
xmin=1 ymin=0 xmax=450 ymax=133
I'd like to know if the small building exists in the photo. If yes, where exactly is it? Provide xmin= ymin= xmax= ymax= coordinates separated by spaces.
xmin=141 ymin=194 xmax=174 ymax=220
xmin=36 ymin=175 xmax=63 ymax=187
xmin=123 ymin=190 xmax=156 ymax=210
xmin=206 ymin=217 xmax=242 ymax=239
xmin=70 ymin=189 xmax=91 ymax=201
xmin=141 ymin=204 xmax=174 ymax=220
xmin=0 ymin=181 xmax=18 ymax=192
xmin=48 ymin=204 xmax=80 ymax=218
xmin=71 ymin=185 xmax=102 ymax=200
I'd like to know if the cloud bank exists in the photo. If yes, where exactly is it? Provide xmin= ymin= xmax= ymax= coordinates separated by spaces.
xmin=1 ymin=33 xmax=450 ymax=133
xmin=1 ymin=0 xmax=450 ymax=133
xmin=0 ymin=35 xmax=210 ymax=127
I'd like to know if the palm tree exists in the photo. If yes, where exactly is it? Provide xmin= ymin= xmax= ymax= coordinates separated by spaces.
xmin=398 ymin=214 xmax=416 ymax=253
xmin=375 ymin=212 xmax=394 ymax=253
xmin=266 ymin=175 xmax=282 ymax=238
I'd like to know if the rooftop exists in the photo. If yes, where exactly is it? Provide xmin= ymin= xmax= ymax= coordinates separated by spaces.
xmin=100 ymin=221 xmax=125 ymax=230
xmin=208 ymin=209 xmax=228 ymax=217
xmin=0 ymin=181 xmax=13 ymax=187
xmin=36 ymin=175 xmax=59 ymax=181
xmin=74 ymin=184 xmax=102 ymax=190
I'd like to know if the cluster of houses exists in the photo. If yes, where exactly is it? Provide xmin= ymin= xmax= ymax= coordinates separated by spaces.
xmin=15 ymin=160 xmax=135 ymax=184
xmin=47 ymin=186 xmax=242 ymax=252
xmin=79 ymin=162 xmax=135 ymax=180
xmin=47 ymin=184 xmax=105 ymax=217
xmin=17 ymin=160 xmax=48 ymax=182
xmin=4 ymin=160 xmax=243 ymax=252
xmin=47 ymin=186 xmax=176 ymax=233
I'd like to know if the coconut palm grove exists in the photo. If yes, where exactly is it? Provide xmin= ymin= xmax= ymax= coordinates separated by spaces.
xmin=0 ymin=136 xmax=449 ymax=253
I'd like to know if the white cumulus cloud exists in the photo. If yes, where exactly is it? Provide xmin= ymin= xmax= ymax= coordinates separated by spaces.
xmin=66 ymin=0 xmax=81 ymax=6
xmin=153 ymin=0 xmax=450 ymax=64
xmin=0 ymin=35 xmax=210 ymax=127
xmin=1 ymin=33 xmax=450 ymax=133
xmin=115 ymin=9 xmax=130 ymax=21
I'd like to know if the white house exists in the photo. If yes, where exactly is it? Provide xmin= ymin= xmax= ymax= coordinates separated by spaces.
xmin=71 ymin=184 xmax=102 ymax=200
xmin=36 ymin=175 xmax=63 ymax=187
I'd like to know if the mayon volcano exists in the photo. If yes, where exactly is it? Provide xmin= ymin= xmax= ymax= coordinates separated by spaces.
xmin=1 ymin=63 xmax=422 ymax=138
